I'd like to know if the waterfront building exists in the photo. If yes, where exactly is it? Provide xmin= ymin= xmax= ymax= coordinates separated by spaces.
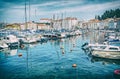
xmin=101 ymin=18 xmax=116 ymax=30
xmin=82 ymin=22 xmax=89 ymax=30
xmin=53 ymin=17 xmax=78 ymax=31
xmin=37 ymin=23 xmax=51 ymax=31
xmin=53 ymin=19 xmax=62 ymax=31
xmin=116 ymin=18 xmax=120 ymax=31
xmin=64 ymin=17 xmax=78 ymax=30
xmin=40 ymin=18 xmax=51 ymax=24
xmin=87 ymin=19 xmax=100 ymax=30
xmin=20 ymin=21 xmax=37 ymax=30
xmin=78 ymin=21 xmax=85 ymax=29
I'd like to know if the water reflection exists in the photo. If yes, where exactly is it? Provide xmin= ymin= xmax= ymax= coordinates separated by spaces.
xmin=0 ymin=31 xmax=120 ymax=79
xmin=91 ymin=57 xmax=120 ymax=65
xmin=0 ymin=48 xmax=17 ymax=57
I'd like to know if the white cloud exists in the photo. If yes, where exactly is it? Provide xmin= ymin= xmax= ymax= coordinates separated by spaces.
xmin=50 ymin=1 xmax=120 ymax=13
xmin=33 ymin=0 xmax=83 ymax=7
xmin=1 ymin=0 xmax=120 ymax=23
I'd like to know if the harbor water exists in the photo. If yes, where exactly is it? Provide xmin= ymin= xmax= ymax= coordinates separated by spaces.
xmin=0 ymin=31 xmax=120 ymax=79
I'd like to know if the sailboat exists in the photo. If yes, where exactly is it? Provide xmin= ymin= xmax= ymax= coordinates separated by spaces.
xmin=19 ymin=0 xmax=38 ymax=44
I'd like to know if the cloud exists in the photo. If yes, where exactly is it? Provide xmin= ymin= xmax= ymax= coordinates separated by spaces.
xmin=0 ymin=0 xmax=120 ymax=23
xmin=49 ymin=1 xmax=120 ymax=13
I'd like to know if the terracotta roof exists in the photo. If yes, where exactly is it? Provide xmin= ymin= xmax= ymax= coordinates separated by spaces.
xmin=40 ymin=18 xmax=52 ymax=21
xmin=65 ymin=17 xmax=77 ymax=20
xmin=37 ymin=24 xmax=46 ymax=26
xmin=89 ymin=19 xmax=100 ymax=23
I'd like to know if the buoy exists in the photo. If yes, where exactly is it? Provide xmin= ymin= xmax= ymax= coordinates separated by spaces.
xmin=114 ymin=69 xmax=120 ymax=75
xmin=72 ymin=64 xmax=77 ymax=67
xmin=18 ymin=53 xmax=22 ymax=57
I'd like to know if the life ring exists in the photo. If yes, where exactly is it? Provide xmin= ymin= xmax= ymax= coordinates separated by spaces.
xmin=114 ymin=69 xmax=120 ymax=75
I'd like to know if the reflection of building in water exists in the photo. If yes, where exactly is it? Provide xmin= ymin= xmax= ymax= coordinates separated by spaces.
xmin=88 ymin=31 xmax=105 ymax=44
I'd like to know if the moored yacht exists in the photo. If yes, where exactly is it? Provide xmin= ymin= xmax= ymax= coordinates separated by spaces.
xmin=19 ymin=34 xmax=37 ymax=44
xmin=91 ymin=45 xmax=120 ymax=59
xmin=0 ymin=40 xmax=8 ymax=50
xmin=56 ymin=32 xmax=66 ymax=39
xmin=2 ymin=35 xmax=19 ymax=47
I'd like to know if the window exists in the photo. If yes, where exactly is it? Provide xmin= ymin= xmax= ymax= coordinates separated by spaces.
xmin=109 ymin=48 xmax=118 ymax=50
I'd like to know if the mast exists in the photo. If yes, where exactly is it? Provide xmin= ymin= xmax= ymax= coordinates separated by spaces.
xmin=61 ymin=13 xmax=63 ymax=31
xmin=29 ymin=0 xmax=31 ymax=22
xmin=25 ymin=0 xmax=27 ymax=30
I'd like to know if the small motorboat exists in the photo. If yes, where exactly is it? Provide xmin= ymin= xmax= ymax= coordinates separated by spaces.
xmin=0 ymin=41 xmax=8 ymax=50
xmin=91 ymin=45 xmax=120 ymax=59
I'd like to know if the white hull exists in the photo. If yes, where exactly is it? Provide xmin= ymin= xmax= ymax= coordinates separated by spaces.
xmin=0 ymin=41 xmax=8 ymax=50
xmin=3 ymin=35 xmax=19 ymax=47
xmin=22 ymin=39 xmax=37 ymax=44
xmin=92 ymin=50 xmax=120 ymax=59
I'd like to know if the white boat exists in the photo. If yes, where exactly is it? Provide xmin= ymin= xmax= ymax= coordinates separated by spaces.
xmin=19 ymin=35 xmax=37 ymax=44
xmin=91 ymin=45 xmax=120 ymax=59
xmin=38 ymin=36 xmax=48 ymax=42
xmin=74 ymin=30 xmax=82 ymax=35
xmin=3 ymin=49 xmax=17 ymax=56
xmin=56 ymin=32 xmax=66 ymax=38
xmin=2 ymin=35 xmax=19 ymax=47
xmin=0 ymin=41 xmax=8 ymax=50
xmin=82 ymin=43 xmax=104 ymax=50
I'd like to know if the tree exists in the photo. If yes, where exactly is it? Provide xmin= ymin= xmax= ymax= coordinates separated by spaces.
xmin=96 ymin=8 xmax=120 ymax=20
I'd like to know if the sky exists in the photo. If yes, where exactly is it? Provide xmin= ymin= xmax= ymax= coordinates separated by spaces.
xmin=0 ymin=0 xmax=120 ymax=23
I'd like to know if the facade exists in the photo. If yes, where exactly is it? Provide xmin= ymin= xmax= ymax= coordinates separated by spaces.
xmin=116 ymin=18 xmax=120 ymax=31
xmin=37 ymin=23 xmax=51 ymax=30
xmin=87 ymin=19 xmax=100 ymax=30
xmin=64 ymin=17 xmax=78 ymax=30
xmin=20 ymin=21 xmax=37 ymax=30
xmin=53 ymin=17 xmax=78 ymax=31
xmin=101 ymin=18 xmax=116 ymax=29
xmin=53 ymin=19 xmax=62 ymax=31
xmin=78 ymin=21 xmax=85 ymax=29
xmin=40 ymin=18 xmax=51 ymax=23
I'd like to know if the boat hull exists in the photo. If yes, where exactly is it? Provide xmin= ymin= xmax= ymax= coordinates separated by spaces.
xmin=92 ymin=50 xmax=120 ymax=59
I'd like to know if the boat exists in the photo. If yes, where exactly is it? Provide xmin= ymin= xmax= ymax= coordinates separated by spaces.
xmin=107 ymin=39 xmax=120 ymax=44
xmin=38 ymin=36 xmax=48 ymax=42
xmin=81 ymin=42 xmax=105 ymax=50
xmin=56 ymin=32 xmax=66 ymax=39
xmin=66 ymin=31 xmax=74 ymax=37
xmin=74 ymin=30 xmax=82 ymax=35
xmin=3 ymin=49 xmax=17 ymax=56
xmin=2 ymin=35 xmax=19 ymax=47
xmin=19 ymin=34 xmax=37 ymax=44
xmin=91 ymin=45 xmax=120 ymax=59
xmin=43 ymin=33 xmax=58 ymax=40
xmin=0 ymin=40 xmax=8 ymax=51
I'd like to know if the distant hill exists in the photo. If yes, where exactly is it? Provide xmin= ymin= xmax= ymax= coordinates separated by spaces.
xmin=95 ymin=8 xmax=120 ymax=20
